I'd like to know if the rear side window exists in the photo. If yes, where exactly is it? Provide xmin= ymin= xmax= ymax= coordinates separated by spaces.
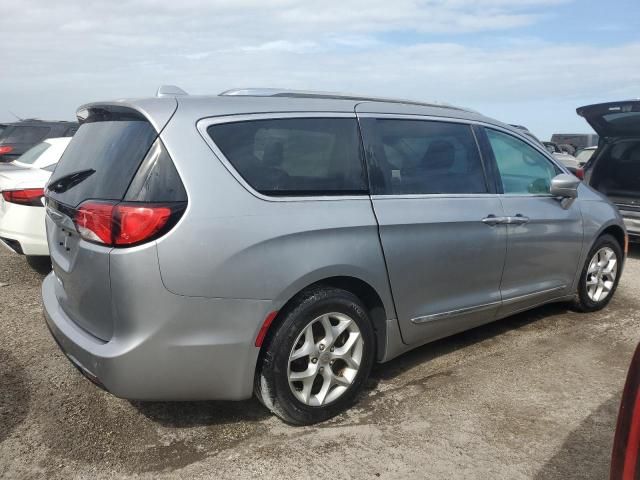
xmin=15 ymin=142 xmax=50 ymax=165
xmin=2 ymin=126 xmax=50 ymax=144
xmin=363 ymin=119 xmax=487 ymax=195
xmin=208 ymin=118 xmax=366 ymax=196
xmin=48 ymin=119 xmax=157 ymax=206
xmin=486 ymin=128 xmax=560 ymax=195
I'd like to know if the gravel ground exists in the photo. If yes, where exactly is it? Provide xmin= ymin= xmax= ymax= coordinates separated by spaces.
xmin=1 ymin=245 xmax=639 ymax=479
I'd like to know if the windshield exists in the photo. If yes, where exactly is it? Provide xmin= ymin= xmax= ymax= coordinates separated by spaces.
xmin=15 ymin=142 xmax=51 ymax=165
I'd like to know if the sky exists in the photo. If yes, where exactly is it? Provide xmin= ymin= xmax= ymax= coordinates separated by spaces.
xmin=1 ymin=0 xmax=639 ymax=139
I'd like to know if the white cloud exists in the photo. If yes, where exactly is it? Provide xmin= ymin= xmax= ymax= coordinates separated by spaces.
xmin=0 ymin=0 xmax=635 ymax=138
xmin=240 ymin=40 xmax=319 ymax=53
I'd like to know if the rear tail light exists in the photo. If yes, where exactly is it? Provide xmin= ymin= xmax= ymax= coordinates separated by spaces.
xmin=575 ymin=167 xmax=584 ymax=180
xmin=74 ymin=201 xmax=184 ymax=247
xmin=0 ymin=145 xmax=14 ymax=155
xmin=611 ymin=343 xmax=640 ymax=480
xmin=2 ymin=188 xmax=45 ymax=206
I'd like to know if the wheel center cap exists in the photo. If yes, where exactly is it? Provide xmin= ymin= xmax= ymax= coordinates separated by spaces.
xmin=319 ymin=352 xmax=331 ymax=364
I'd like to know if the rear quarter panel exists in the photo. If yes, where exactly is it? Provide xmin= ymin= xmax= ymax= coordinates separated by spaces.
xmin=154 ymin=111 xmax=396 ymax=319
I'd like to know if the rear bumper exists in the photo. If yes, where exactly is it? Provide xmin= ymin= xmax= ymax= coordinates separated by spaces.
xmin=42 ymin=270 xmax=272 ymax=401
xmin=0 ymin=203 xmax=48 ymax=255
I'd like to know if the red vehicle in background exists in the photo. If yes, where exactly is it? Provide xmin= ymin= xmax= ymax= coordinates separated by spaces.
xmin=611 ymin=342 xmax=640 ymax=479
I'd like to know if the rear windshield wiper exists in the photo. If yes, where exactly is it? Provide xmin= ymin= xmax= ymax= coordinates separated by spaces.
xmin=48 ymin=169 xmax=95 ymax=194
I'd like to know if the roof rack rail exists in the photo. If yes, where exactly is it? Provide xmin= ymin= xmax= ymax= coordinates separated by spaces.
xmin=156 ymin=85 xmax=189 ymax=97
xmin=219 ymin=88 xmax=470 ymax=112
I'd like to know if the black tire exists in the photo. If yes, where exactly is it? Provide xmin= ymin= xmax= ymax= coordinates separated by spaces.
xmin=255 ymin=286 xmax=375 ymax=425
xmin=573 ymin=234 xmax=623 ymax=312
xmin=25 ymin=255 xmax=52 ymax=275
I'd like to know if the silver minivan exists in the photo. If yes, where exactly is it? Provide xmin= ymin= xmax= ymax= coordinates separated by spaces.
xmin=43 ymin=88 xmax=627 ymax=424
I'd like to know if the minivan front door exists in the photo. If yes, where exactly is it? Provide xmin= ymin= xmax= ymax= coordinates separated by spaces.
xmin=482 ymin=127 xmax=583 ymax=316
xmin=358 ymin=114 xmax=507 ymax=345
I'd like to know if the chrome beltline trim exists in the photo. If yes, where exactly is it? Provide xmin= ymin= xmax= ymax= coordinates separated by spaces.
xmin=501 ymin=285 xmax=567 ymax=305
xmin=411 ymin=301 xmax=500 ymax=324
xmin=411 ymin=285 xmax=568 ymax=324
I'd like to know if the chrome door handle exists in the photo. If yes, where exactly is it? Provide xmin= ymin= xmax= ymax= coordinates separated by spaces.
xmin=508 ymin=214 xmax=530 ymax=225
xmin=482 ymin=215 xmax=508 ymax=226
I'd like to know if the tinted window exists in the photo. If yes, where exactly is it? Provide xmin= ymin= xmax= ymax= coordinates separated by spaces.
xmin=124 ymin=140 xmax=187 ymax=202
xmin=366 ymin=119 xmax=487 ymax=195
xmin=15 ymin=142 xmax=50 ymax=165
xmin=47 ymin=120 xmax=157 ymax=206
xmin=208 ymin=118 xmax=366 ymax=195
xmin=2 ymin=126 xmax=50 ymax=144
xmin=486 ymin=129 xmax=560 ymax=195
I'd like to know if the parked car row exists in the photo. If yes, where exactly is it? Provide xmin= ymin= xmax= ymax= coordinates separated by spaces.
xmin=0 ymin=138 xmax=72 ymax=259
xmin=0 ymin=119 xmax=77 ymax=162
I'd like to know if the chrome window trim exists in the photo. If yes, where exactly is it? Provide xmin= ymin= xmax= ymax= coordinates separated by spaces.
xmin=370 ymin=193 xmax=500 ymax=200
xmin=196 ymin=112 xmax=370 ymax=203
xmin=410 ymin=285 xmax=567 ymax=324
xmin=197 ymin=111 xmax=568 ymax=202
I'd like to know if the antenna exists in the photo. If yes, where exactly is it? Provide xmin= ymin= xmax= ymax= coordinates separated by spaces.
xmin=8 ymin=111 xmax=23 ymax=121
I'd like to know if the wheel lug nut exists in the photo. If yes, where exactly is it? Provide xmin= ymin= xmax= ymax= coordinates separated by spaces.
xmin=311 ymin=358 xmax=318 ymax=364
xmin=319 ymin=344 xmax=325 ymax=351
xmin=330 ymin=360 xmax=334 ymax=365
xmin=330 ymin=347 xmax=334 ymax=352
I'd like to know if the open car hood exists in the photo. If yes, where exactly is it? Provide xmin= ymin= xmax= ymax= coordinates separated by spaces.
xmin=577 ymin=100 xmax=640 ymax=138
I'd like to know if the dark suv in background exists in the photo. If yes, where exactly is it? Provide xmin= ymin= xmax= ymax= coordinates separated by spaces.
xmin=0 ymin=120 xmax=78 ymax=162
xmin=578 ymin=100 xmax=640 ymax=242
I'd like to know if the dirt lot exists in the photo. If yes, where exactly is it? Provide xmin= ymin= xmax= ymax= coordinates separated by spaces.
xmin=1 ymin=246 xmax=639 ymax=480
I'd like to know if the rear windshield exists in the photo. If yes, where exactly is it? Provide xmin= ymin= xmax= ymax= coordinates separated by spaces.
xmin=208 ymin=118 xmax=366 ymax=195
xmin=1 ymin=126 xmax=50 ymax=144
xmin=15 ymin=142 xmax=51 ymax=165
xmin=47 ymin=120 xmax=157 ymax=206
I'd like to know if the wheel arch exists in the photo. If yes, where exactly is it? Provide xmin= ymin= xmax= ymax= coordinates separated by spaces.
xmin=600 ymin=224 xmax=627 ymax=253
xmin=260 ymin=275 xmax=391 ymax=363
xmin=572 ymin=219 xmax=627 ymax=291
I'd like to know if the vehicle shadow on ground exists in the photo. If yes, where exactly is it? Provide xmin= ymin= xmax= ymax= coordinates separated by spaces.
xmin=534 ymin=395 xmax=620 ymax=480
xmin=134 ymin=303 xmax=570 ymax=427
xmin=369 ymin=302 xmax=568 ymax=386
xmin=0 ymin=349 xmax=30 ymax=444
xmin=133 ymin=397 xmax=270 ymax=427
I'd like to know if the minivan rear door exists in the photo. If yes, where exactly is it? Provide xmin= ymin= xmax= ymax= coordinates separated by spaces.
xmin=577 ymin=101 xmax=640 ymax=138
xmin=44 ymin=102 xmax=176 ymax=341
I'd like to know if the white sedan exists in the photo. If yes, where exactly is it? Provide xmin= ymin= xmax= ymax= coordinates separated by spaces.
xmin=0 ymin=137 xmax=71 ymax=259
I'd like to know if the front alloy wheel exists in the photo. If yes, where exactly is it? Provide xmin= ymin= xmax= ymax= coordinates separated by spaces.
xmin=585 ymin=246 xmax=618 ymax=302
xmin=574 ymin=234 xmax=623 ymax=312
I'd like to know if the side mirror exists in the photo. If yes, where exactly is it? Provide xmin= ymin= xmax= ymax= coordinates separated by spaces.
xmin=550 ymin=173 xmax=580 ymax=198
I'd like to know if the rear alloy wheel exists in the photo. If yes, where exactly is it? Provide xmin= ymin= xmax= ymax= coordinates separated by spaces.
xmin=256 ymin=287 xmax=374 ymax=425
xmin=287 ymin=312 xmax=364 ymax=407
xmin=574 ymin=234 xmax=623 ymax=312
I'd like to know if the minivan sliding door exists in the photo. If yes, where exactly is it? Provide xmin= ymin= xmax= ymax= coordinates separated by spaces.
xmin=358 ymin=114 xmax=507 ymax=345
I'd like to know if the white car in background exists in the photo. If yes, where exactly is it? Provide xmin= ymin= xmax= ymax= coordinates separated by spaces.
xmin=0 ymin=138 xmax=71 ymax=266
xmin=575 ymin=146 xmax=597 ymax=166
